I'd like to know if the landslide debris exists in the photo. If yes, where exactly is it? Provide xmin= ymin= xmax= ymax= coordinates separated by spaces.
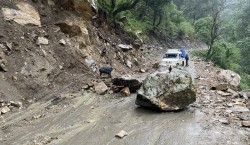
xmin=136 ymin=68 xmax=196 ymax=111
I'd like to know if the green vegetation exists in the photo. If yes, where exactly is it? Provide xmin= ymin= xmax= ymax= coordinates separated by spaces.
xmin=96 ymin=0 xmax=250 ymax=89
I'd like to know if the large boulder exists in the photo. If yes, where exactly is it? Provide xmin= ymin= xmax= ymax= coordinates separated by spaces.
xmin=2 ymin=2 xmax=41 ymax=26
xmin=112 ymin=75 xmax=142 ymax=93
xmin=217 ymin=70 xmax=241 ymax=90
xmin=136 ymin=68 xmax=196 ymax=111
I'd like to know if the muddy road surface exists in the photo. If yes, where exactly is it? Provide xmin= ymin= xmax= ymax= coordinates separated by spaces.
xmin=0 ymin=61 xmax=249 ymax=145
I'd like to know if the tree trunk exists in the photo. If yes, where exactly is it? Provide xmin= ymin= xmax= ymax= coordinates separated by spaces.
xmin=112 ymin=0 xmax=140 ymax=18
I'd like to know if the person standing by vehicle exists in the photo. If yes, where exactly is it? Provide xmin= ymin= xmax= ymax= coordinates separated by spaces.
xmin=185 ymin=53 xmax=189 ymax=66
xmin=180 ymin=49 xmax=186 ymax=66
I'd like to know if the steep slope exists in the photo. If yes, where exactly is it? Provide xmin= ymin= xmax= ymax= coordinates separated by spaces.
xmin=0 ymin=0 xmax=147 ymax=105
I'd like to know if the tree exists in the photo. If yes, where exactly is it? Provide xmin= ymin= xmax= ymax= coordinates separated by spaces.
xmin=237 ymin=1 xmax=250 ymax=74
xmin=97 ymin=0 xmax=141 ymax=19
xmin=143 ymin=0 xmax=171 ymax=26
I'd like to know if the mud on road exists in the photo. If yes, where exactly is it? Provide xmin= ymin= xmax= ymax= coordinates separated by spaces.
xmin=0 ymin=60 xmax=249 ymax=145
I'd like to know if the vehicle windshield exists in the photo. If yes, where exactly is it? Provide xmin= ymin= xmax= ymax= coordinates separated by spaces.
xmin=164 ymin=53 xmax=178 ymax=58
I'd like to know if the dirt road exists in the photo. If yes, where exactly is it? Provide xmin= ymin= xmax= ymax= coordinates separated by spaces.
xmin=1 ymin=59 xmax=249 ymax=145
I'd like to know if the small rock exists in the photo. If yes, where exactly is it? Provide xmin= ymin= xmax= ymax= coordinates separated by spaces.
xmin=126 ymin=60 xmax=132 ymax=68
xmin=139 ymin=68 xmax=146 ymax=73
xmin=132 ymin=39 xmax=142 ymax=49
xmin=120 ymin=87 xmax=130 ymax=96
xmin=219 ymin=118 xmax=229 ymax=124
xmin=59 ymin=39 xmax=66 ymax=45
xmin=0 ymin=63 xmax=7 ymax=72
xmin=5 ymin=42 xmax=12 ymax=51
xmin=231 ymin=106 xmax=249 ymax=112
xmin=241 ymin=121 xmax=250 ymax=127
xmin=59 ymin=65 xmax=63 ymax=70
xmin=1 ymin=106 xmax=10 ymax=114
xmin=217 ymin=91 xmax=231 ymax=96
xmin=37 ymin=37 xmax=49 ymax=45
xmin=115 ymin=130 xmax=128 ymax=138
xmin=33 ymin=114 xmax=45 ymax=119
xmin=239 ymin=90 xmax=250 ymax=100
xmin=212 ymin=83 xmax=228 ymax=91
xmin=10 ymin=101 xmax=22 ymax=108
xmin=94 ymin=82 xmax=108 ymax=95
xmin=118 ymin=44 xmax=132 ymax=51
xmin=227 ymin=103 xmax=233 ymax=107
xmin=12 ymin=76 xmax=17 ymax=82
xmin=82 ymin=85 xmax=89 ymax=90
xmin=87 ymin=119 xmax=95 ymax=123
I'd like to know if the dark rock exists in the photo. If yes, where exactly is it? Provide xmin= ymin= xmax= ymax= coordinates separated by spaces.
xmin=112 ymin=76 xmax=142 ymax=93
xmin=55 ymin=23 xmax=82 ymax=37
xmin=136 ymin=68 xmax=196 ymax=111
xmin=132 ymin=39 xmax=142 ymax=49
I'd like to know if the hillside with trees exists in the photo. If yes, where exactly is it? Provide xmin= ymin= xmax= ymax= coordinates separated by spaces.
xmin=97 ymin=0 xmax=250 ymax=89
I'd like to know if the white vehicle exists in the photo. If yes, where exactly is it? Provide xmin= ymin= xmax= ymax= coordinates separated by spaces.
xmin=160 ymin=49 xmax=185 ymax=67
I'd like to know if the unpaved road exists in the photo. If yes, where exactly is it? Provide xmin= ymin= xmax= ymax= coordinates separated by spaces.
xmin=1 ymin=60 xmax=249 ymax=145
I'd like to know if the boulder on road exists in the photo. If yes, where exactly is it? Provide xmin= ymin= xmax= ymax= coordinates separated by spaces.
xmin=136 ymin=68 xmax=196 ymax=111
xmin=112 ymin=75 xmax=142 ymax=93
xmin=217 ymin=70 xmax=241 ymax=90
xmin=94 ymin=82 xmax=108 ymax=95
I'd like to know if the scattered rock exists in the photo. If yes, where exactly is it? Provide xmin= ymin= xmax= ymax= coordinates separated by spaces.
xmin=85 ymin=57 xmax=95 ymax=67
xmin=241 ymin=121 xmax=250 ymax=127
xmin=136 ymin=68 xmax=196 ymax=111
xmin=118 ymin=44 xmax=132 ymax=51
xmin=112 ymin=76 xmax=142 ymax=93
xmin=10 ymin=101 xmax=22 ymax=108
xmin=217 ymin=91 xmax=231 ymax=97
xmin=139 ymin=68 xmax=146 ymax=73
xmin=0 ymin=63 xmax=7 ymax=72
xmin=55 ymin=23 xmax=82 ymax=37
xmin=239 ymin=90 xmax=250 ymax=100
xmin=1 ymin=106 xmax=10 ymax=114
xmin=82 ymin=84 xmax=89 ymax=90
xmin=211 ymin=83 xmax=228 ymax=91
xmin=219 ymin=118 xmax=229 ymax=124
xmin=12 ymin=76 xmax=17 ymax=82
xmin=126 ymin=60 xmax=132 ymax=68
xmin=132 ymin=39 xmax=142 ymax=49
xmin=115 ymin=130 xmax=128 ymax=138
xmin=120 ymin=87 xmax=130 ymax=96
xmin=230 ymin=106 xmax=249 ymax=113
xmin=94 ymin=82 xmax=108 ymax=95
xmin=2 ymin=2 xmax=41 ymax=26
xmin=33 ymin=114 xmax=45 ymax=119
xmin=37 ymin=37 xmax=49 ymax=45
xmin=59 ymin=39 xmax=66 ymax=45
xmin=217 ymin=70 xmax=241 ymax=90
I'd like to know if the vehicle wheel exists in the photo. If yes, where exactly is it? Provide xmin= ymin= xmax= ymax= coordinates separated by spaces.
xmin=176 ymin=63 xmax=179 ymax=66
